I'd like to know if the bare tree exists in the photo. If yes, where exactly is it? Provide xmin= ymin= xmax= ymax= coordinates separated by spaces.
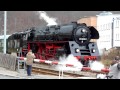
xmin=0 ymin=11 xmax=120 ymax=34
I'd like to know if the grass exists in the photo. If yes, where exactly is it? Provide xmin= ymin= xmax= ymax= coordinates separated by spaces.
xmin=101 ymin=59 xmax=112 ymax=68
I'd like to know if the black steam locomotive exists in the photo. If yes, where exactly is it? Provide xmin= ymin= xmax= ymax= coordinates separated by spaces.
xmin=7 ymin=22 xmax=99 ymax=65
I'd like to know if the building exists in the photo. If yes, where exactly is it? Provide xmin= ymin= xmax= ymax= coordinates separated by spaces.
xmin=77 ymin=16 xmax=97 ymax=29
xmin=97 ymin=11 xmax=120 ymax=55
xmin=77 ymin=11 xmax=120 ymax=55
xmin=113 ymin=17 xmax=120 ymax=47
xmin=77 ymin=16 xmax=97 ymax=42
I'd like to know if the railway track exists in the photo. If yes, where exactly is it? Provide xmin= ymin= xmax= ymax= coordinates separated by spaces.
xmin=32 ymin=63 xmax=97 ymax=78
xmin=32 ymin=66 xmax=85 ymax=77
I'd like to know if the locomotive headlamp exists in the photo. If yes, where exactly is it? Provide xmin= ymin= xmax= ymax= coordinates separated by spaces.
xmin=17 ymin=49 xmax=18 ymax=51
xmin=92 ymin=49 xmax=96 ymax=53
xmin=81 ymin=29 xmax=86 ymax=33
xmin=75 ymin=48 xmax=80 ymax=53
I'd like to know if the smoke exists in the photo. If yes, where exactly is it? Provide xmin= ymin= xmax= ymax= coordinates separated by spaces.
xmin=96 ymin=74 xmax=107 ymax=79
xmin=89 ymin=61 xmax=105 ymax=71
xmin=38 ymin=11 xmax=58 ymax=26
xmin=89 ymin=61 xmax=107 ymax=79
xmin=55 ymin=54 xmax=83 ymax=71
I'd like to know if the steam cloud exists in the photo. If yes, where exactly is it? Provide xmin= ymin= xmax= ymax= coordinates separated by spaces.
xmin=89 ymin=61 xmax=105 ymax=71
xmin=55 ymin=54 xmax=83 ymax=71
xmin=38 ymin=11 xmax=58 ymax=26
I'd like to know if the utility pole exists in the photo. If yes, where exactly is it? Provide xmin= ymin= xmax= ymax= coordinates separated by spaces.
xmin=4 ymin=11 xmax=7 ymax=54
xmin=111 ymin=18 xmax=114 ymax=48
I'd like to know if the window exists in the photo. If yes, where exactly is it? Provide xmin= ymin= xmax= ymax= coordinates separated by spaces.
xmin=105 ymin=24 xmax=107 ymax=30
xmin=116 ymin=34 xmax=118 ymax=40
xmin=101 ymin=25 xmax=102 ymax=30
xmin=115 ymin=20 xmax=119 ymax=28
xmin=117 ymin=20 xmax=119 ymax=27
xmin=115 ymin=20 xmax=117 ymax=27
xmin=103 ymin=24 xmax=105 ymax=30
xmin=118 ymin=34 xmax=119 ymax=40
xmin=108 ymin=23 xmax=111 ymax=30
xmin=106 ymin=24 xmax=108 ymax=30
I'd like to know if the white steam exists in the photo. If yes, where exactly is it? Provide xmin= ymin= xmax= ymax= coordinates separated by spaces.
xmin=96 ymin=74 xmax=107 ymax=79
xmin=55 ymin=54 xmax=83 ymax=71
xmin=89 ymin=61 xmax=105 ymax=71
xmin=38 ymin=11 xmax=58 ymax=26
xmin=89 ymin=61 xmax=107 ymax=79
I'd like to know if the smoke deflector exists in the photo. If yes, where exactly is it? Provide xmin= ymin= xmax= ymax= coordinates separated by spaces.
xmin=89 ymin=26 xmax=99 ymax=39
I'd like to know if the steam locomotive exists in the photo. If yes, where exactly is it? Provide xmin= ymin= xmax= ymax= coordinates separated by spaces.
xmin=7 ymin=22 xmax=100 ymax=66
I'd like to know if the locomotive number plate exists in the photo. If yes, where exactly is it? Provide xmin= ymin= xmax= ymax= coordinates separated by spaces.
xmin=79 ymin=38 xmax=87 ymax=40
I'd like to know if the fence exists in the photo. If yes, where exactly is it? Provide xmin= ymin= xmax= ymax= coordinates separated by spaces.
xmin=0 ymin=53 xmax=17 ymax=71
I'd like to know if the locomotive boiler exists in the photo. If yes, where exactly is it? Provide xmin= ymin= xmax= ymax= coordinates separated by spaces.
xmin=7 ymin=22 xmax=100 ymax=66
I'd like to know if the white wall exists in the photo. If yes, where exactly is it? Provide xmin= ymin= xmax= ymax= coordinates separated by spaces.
xmin=97 ymin=15 xmax=113 ymax=50
xmin=113 ymin=17 xmax=120 ymax=47
xmin=97 ymin=14 xmax=120 ymax=54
